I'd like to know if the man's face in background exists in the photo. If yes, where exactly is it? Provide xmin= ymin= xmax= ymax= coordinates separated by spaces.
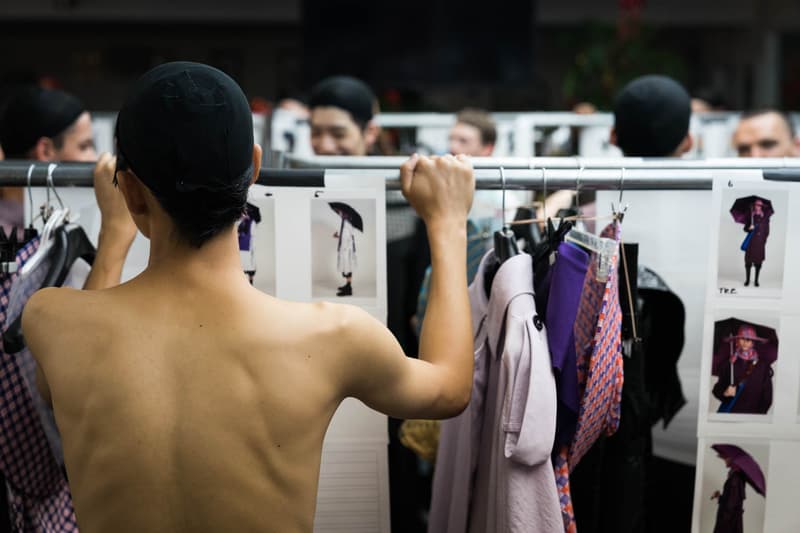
xmin=310 ymin=107 xmax=372 ymax=156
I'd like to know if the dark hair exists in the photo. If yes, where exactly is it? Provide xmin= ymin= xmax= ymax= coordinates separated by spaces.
xmin=115 ymin=62 xmax=255 ymax=249
xmin=740 ymin=109 xmax=796 ymax=138
xmin=309 ymin=76 xmax=375 ymax=129
xmin=116 ymin=151 xmax=252 ymax=248
xmin=613 ymin=75 xmax=691 ymax=157
xmin=0 ymin=86 xmax=85 ymax=158
xmin=455 ymin=108 xmax=497 ymax=146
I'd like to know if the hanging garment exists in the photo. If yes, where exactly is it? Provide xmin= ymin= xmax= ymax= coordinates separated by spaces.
xmin=637 ymin=266 xmax=687 ymax=428
xmin=568 ymin=243 xmax=646 ymax=533
xmin=429 ymin=251 xmax=561 ymax=533
xmin=545 ymin=242 xmax=590 ymax=450
xmin=553 ymin=222 xmax=623 ymax=532
xmin=336 ymin=218 xmax=357 ymax=275
xmin=0 ymin=238 xmax=78 ymax=532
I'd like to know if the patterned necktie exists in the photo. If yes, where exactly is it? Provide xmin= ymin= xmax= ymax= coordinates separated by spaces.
xmin=554 ymin=223 xmax=624 ymax=532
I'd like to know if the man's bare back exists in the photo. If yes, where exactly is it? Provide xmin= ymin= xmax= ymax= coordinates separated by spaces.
xmin=26 ymin=265 xmax=369 ymax=532
xmin=23 ymin=62 xmax=475 ymax=532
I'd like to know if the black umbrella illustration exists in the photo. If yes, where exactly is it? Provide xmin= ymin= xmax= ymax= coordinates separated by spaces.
xmin=328 ymin=202 xmax=363 ymax=232
xmin=730 ymin=196 xmax=774 ymax=224
xmin=712 ymin=318 xmax=778 ymax=377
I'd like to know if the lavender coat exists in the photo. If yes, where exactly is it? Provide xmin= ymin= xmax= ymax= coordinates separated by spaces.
xmin=428 ymin=251 xmax=562 ymax=533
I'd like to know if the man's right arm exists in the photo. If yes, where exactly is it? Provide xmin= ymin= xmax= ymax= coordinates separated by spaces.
xmin=337 ymin=155 xmax=475 ymax=420
xmin=83 ymin=153 xmax=137 ymax=290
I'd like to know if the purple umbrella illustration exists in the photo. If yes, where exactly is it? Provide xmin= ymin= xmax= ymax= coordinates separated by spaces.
xmin=730 ymin=196 xmax=774 ymax=224
xmin=711 ymin=444 xmax=766 ymax=496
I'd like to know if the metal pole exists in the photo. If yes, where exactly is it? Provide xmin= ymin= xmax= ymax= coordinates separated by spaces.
xmin=286 ymin=154 xmax=800 ymax=170
xmin=1 ymin=160 xmax=799 ymax=190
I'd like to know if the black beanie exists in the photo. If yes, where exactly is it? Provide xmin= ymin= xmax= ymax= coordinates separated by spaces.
xmin=309 ymin=76 xmax=375 ymax=127
xmin=115 ymin=61 xmax=254 ymax=197
xmin=0 ymin=86 xmax=85 ymax=158
xmin=613 ymin=75 xmax=691 ymax=157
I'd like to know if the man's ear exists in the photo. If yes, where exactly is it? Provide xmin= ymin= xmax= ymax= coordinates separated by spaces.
xmin=364 ymin=120 xmax=380 ymax=151
xmin=676 ymin=133 xmax=694 ymax=156
xmin=251 ymin=143 xmax=263 ymax=185
xmin=116 ymin=170 xmax=148 ymax=217
xmin=479 ymin=143 xmax=495 ymax=157
xmin=116 ymin=170 xmax=151 ymax=238
xmin=31 ymin=137 xmax=56 ymax=161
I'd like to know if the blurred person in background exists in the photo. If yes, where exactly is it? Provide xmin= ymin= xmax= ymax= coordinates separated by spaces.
xmin=732 ymin=110 xmax=800 ymax=157
xmin=309 ymin=74 xmax=430 ymax=531
xmin=611 ymin=74 xmax=693 ymax=157
xmin=308 ymin=75 xmax=379 ymax=156
xmin=0 ymin=84 xmax=136 ymax=288
xmin=448 ymin=108 xmax=496 ymax=157
xmin=0 ymin=86 xmax=100 ymax=234
xmin=0 ymin=86 xmax=97 ymax=163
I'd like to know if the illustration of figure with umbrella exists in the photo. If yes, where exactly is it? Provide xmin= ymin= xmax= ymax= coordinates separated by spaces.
xmin=711 ymin=319 xmax=777 ymax=414
xmin=329 ymin=202 xmax=363 ymax=297
xmin=710 ymin=443 xmax=766 ymax=533
xmin=730 ymin=196 xmax=773 ymax=287
xmin=238 ymin=202 xmax=262 ymax=285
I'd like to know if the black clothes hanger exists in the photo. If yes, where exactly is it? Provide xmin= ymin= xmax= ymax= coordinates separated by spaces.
xmin=3 ymin=224 xmax=96 ymax=354
xmin=511 ymin=206 xmax=541 ymax=252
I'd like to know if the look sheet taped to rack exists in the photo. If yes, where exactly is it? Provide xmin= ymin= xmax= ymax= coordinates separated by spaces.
xmin=245 ymin=174 xmax=390 ymax=533
xmin=692 ymin=170 xmax=800 ymax=533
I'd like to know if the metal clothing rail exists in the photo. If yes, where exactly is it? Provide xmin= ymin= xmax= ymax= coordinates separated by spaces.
xmin=286 ymin=154 xmax=800 ymax=170
xmin=0 ymin=160 xmax=798 ymax=191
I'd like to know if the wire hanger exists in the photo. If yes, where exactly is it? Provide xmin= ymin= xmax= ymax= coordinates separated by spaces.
xmin=562 ymin=166 xmax=619 ymax=282
xmin=492 ymin=166 xmax=519 ymax=264
xmin=20 ymin=163 xmax=69 ymax=278
xmin=612 ymin=167 xmax=628 ymax=222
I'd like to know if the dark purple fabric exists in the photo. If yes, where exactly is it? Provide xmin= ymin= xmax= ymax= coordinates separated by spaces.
xmin=713 ymin=471 xmax=745 ymax=533
xmin=546 ymin=242 xmax=589 ymax=448
xmin=712 ymin=357 xmax=773 ymax=414
xmin=0 ymin=238 xmax=79 ymax=531
xmin=744 ymin=213 xmax=769 ymax=265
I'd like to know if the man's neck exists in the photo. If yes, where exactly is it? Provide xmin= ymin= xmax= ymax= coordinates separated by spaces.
xmin=144 ymin=227 xmax=247 ymax=284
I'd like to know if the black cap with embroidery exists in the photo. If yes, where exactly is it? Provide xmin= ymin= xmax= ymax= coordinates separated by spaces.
xmin=115 ymin=61 xmax=254 ymax=196
xmin=613 ymin=75 xmax=691 ymax=157
xmin=0 ymin=86 xmax=85 ymax=158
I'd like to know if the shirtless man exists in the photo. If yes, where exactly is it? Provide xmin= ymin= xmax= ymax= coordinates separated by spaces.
xmin=23 ymin=62 xmax=474 ymax=532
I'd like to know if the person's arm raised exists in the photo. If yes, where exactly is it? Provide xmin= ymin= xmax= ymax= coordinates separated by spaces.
xmin=337 ymin=154 xmax=475 ymax=419
xmin=83 ymin=153 xmax=137 ymax=290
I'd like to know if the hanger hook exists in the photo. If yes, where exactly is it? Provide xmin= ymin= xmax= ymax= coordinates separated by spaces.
xmin=618 ymin=167 xmax=625 ymax=206
xmin=576 ymin=165 xmax=584 ymax=214
xmin=541 ymin=167 xmax=548 ymax=221
xmin=46 ymin=163 xmax=65 ymax=210
xmin=26 ymin=164 xmax=36 ymax=227
xmin=499 ymin=166 xmax=507 ymax=227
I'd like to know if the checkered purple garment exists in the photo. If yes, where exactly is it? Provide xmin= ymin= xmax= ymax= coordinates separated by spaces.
xmin=553 ymin=223 xmax=623 ymax=532
xmin=0 ymin=238 xmax=78 ymax=532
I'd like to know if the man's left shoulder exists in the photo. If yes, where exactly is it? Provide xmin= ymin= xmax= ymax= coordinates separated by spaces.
xmin=23 ymin=287 xmax=105 ymax=350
